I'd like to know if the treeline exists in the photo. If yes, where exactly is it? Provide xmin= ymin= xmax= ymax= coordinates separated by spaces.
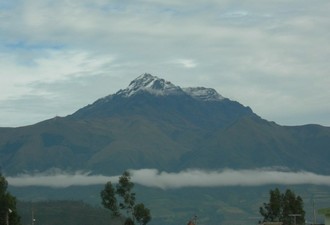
xmin=17 ymin=200 xmax=120 ymax=225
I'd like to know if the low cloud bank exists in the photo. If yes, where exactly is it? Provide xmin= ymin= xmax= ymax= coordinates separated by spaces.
xmin=7 ymin=168 xmax=330 ymax=189
xmin=7 ymin=171 xmax=118 ymax=188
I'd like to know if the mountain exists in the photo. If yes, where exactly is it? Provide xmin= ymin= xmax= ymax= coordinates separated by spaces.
xmin=1 ymin=73 xmax=330 ymax=175
xmin=1 ymin=73 xmax=330 ymax=225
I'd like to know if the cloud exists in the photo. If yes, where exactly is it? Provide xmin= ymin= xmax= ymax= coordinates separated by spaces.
xmin=7 ymin=168 xmax=330 ymax=189
xmin=7 ymin=170 xmax=118 ymax=188
xmin=0 ymin=49 xmax=116 ymax=126
xmin=174 ymin=59 xmax=197 ymax=68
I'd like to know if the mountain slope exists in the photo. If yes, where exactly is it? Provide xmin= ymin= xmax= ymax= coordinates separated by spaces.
xmin=1 ymin=73 xmax=330 ymax=176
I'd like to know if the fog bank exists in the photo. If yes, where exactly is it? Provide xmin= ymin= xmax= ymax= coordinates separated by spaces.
xmin=7 ymin=168 xmax=330 ymax=189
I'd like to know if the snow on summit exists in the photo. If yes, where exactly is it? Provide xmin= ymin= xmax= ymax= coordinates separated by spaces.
xmin=183 ymin=87 xmax=224 ymax=101
xmin=116 ymin=73 xmax=184 ymax=97
xmin=116 ymin=73 xmax=225 ymax=101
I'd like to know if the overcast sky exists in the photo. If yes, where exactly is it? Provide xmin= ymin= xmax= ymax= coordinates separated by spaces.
xmin=1 ymin=0 xmax=329 ymax=127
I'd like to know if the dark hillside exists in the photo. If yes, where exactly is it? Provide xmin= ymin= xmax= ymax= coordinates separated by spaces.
xmin=17 ymin=200 xmax=118 ymax=225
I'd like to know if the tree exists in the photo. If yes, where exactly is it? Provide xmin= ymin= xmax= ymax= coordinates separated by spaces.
xmin=133 ymin=203 xmax=151 ymax=225
xmin=116 ymin=171 xmax=136 ymax=216
xmin=260 ymin=188 xmax=282 ymax=222
xmin=101 ymin=181 xmax=120 ymax=217
xmin=100 ymin=171 xmax=151 ymax=225
xmin=259 ymin=188 xmax=305 ymax=225
xmin=282 ymin=189 xmax=305 ymax=225
xmin=0 ymin=172 xmax=21 ymax=225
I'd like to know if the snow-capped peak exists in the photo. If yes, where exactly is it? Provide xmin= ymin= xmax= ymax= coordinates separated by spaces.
xmin=115 ymin=73 xmax=225 ymax=101
xmin=116 ymin=73 xmax=184 ymax=97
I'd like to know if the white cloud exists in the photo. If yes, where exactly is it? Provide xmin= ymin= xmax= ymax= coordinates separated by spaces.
xmin=7 ymin=171 xmax=118 ymax=188
xmin=7 ymin=168 xmax=330 ymax=189
xmin=174 ymin=59 xmax=197 ymax=68
xmin=0 ymin=49 xmax=114 ymax=99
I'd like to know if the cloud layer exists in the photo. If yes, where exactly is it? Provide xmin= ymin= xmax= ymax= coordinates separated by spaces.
xmin=7 ymin=168 xmax=330 ymax=189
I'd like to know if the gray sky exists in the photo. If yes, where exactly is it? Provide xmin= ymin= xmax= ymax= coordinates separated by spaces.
xmin=1 ymin=0 xmax=329 ymax=127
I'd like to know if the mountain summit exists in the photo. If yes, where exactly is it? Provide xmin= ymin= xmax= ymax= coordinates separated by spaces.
xmin=116 ymin=73 xmax=184 ymax=97
xmin=115 ymin=73 xmax=224 ymax=101
xmin=71 ymin=73 xmax=248 ymax=123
